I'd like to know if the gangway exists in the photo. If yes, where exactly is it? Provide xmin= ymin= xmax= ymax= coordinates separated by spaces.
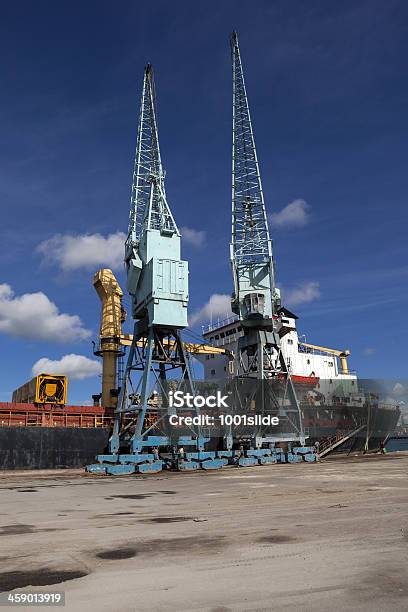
xmin=318 ymin=425 xmax=366 ymax=458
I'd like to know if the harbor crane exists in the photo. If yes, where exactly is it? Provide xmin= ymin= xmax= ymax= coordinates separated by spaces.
xmin=87 ymin=43 xmax=316 ymax=475
xmin=227 ymin=32 xmax=306 ymax=456
xmin=88 ymin=65 xmax=219 ymax=475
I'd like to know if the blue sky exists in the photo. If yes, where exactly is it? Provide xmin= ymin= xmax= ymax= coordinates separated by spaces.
xmin=0 ymin=0 xmax=407 ymax=404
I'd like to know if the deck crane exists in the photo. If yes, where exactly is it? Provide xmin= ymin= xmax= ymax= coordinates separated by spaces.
xmin=228 ymin=32 xmax=307 ymax=456
xmin=299 ymin=342 xmax=350 ymax=375
xmin=87 ymin=64 xmax=218 ymax=475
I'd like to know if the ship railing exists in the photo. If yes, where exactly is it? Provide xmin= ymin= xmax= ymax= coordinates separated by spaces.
xmin=205 ymin=334 xmax=239 ymax=349
xmin=0 ymin=411 xmax=113 ymax=429
xmin=202 ymin=315 xmax=239 ymax=335
xmin=318 ymin=430 xmax=349 ymax=451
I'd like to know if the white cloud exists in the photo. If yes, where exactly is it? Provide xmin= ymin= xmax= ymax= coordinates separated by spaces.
xmin=392 ymin=383 xmax=407 ymax=398
xmin=270 ymin=199 xmax=310 ymax=228
xmin=0 ymin=283 xmax=90 ymax=342
xmin=180 ymin=226 xmax=206 ymax=247
xmin=37 ymin=231 xmax=126 ymax=271
xmin=190 ymin=293 xmax=232 ymax=326
xmin=283 ymin=281 xmax=320 ymax=307
xmin=363 ymin=347 xmax=375 ymax=356
xmin=32 ymin=354 xmax=102 ymax=380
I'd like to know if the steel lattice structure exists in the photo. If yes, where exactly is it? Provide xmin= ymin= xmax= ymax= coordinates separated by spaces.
xmin=228 ymin=32 xmax=305 ymax=448
xmin=231 ymin=31 xmax=272 ymax=269
xmin=86 ymin=46 xmax=315 ymax=475
xmin=101 ymin=64 xmax=205 ymax=468
xmin=127 ymin=64 xmax=178 ymax=253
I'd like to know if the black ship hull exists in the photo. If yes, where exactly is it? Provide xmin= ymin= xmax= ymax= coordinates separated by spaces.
xmin=302 ymin=403 xmax=400 ymax=452
xmin=0 ymin=427 xmax=110 ymax=470
xmin=0 ymin=403 xmax=399 ymax=470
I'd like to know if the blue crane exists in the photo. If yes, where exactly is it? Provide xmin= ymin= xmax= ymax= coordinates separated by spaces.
xmin=88 ymin=65 xmax=213 ymax=475
xmin=87 ymin=52 xmax=315 ymax=475
xmin=228 ymin=32 xmax=306 ymax=453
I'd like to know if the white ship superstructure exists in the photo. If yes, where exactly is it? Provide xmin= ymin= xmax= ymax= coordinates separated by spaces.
xmin=199 ymin=307 xmax=358 ymax=394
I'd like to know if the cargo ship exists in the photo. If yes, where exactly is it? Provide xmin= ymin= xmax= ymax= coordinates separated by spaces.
xmin=0 ymin=374 xmax=111 ymax=470
xmin=197 ymin=307 xmax=401 ymax=454
xmin=0 ymin=296 xmax=400 ymax=470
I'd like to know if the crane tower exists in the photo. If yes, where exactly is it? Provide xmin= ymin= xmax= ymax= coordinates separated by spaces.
xmin=88 ymin=65 xmax=209 ymax=474
xmin=229 ymin=32 xmax=306 ymax=449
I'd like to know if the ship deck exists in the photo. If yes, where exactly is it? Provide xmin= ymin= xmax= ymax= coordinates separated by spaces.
xmin=0 ymin=453 xmax=408 ymax=611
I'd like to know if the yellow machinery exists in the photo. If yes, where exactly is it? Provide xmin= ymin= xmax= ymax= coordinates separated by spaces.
xmin=93 ymin=269 xmax=126 ymax=408
xmin=118 ymin=334 xmax=226 ymax=355
xmin=299 ymin=342 xmax=350 ymax=375
xmin=94 ymin=269 xmax=226 ymax=407
xmin=12 ymin=374 xmax=67 ymax=405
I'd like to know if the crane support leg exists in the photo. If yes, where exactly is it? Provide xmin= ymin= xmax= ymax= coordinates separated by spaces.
xmin=87 ymin=322 xmax=213 ymax=475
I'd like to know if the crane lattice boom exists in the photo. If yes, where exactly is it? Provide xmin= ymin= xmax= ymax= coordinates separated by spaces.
xmin=231 ymin=31 xmax=272 ymax=268
xmin=127 ymin=64 xmax=178 ymax=255
xmin=228 ymin=32 xmax=305 ymax=447
xmin=230 ymin=32 xmax=276 ymax=322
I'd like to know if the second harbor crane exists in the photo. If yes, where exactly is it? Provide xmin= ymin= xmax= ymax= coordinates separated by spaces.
xmin=226 ymin=32 xmax=310 ymax=463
